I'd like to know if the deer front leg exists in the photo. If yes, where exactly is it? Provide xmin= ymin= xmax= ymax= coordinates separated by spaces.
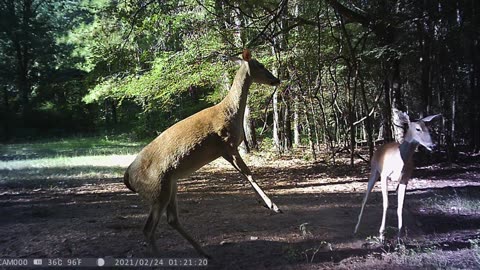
xmin=379 ymin=175 xmax=389 ymax=242
xmin=223 ymin=151 xmax=282 ymax=213
xmin=397 ymin=183 xmax=407 ymax=239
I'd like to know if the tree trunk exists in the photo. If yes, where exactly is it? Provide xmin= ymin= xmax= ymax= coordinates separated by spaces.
xmin=470 ymin=35 xmax=480 ymax=152
xmin=293 ymin=96 xmax=301 ymax=146
xmin=382 ymin=79 xmax=393 ymax=142
xmin=2 ymin=86 xmax=10 ymax=141
xmin=284 ymin=97 xmax=293 ymax=149
xmin=111 ymin=99 xmax=117 ymax=125
xmin=303 ymin=98 xmax=316 ymax=160
xmin=360 ymin=76 xmax=374 ymax=159
xmin=391 ymin=58 xmax=405 ymax=143
xmin=273 ymin=88 xmax=282 ymax=152
xmin=230 ymin=5 xmax=257 ymax=153
xmin=420 ymin=22 xmax=432 ymax=115
xmin=242 ymin=105 xmax=258 ymax=152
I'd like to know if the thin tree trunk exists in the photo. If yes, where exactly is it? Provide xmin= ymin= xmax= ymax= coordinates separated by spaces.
xmin=292 ymin=0 xmax=301 ymax=147
xmin=360 ymin=75 xmax=374 ymax=159
xmin=284 ymin=96 xmax=293 ymax=149
xmin=2 ymin=86 xmax=10 ymax=141
xmin=383 ymin=79 xmax=393 ymax=142
xmin=243 ymin=105 xmax=257 ymax=151
xmin=309 ymin=96 xmax=320 ymax=149
xmin=230 ymin=5 xmax=257 ymax=153
xmin=391 ymin=58 xmax=405 ymax=143
xmin=293 ymin=96 xmax=301 ymax=146
xmin=111 ymin=99 xmax=117 ymax=125
xmin=273 ymin=88 xmax=282 ymax=152
xmin=303 ymin=98 xmax=317 ymax=160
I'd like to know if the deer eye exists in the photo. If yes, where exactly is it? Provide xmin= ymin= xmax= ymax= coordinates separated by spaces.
xmin=416 ymin=127 xmax=421 ymax=131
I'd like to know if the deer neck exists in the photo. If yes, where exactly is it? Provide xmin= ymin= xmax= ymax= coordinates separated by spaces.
xmin=399 ymin=138 xmax=418 ymax=164
xmin=221 ymin=63 xmax=252 ymax=121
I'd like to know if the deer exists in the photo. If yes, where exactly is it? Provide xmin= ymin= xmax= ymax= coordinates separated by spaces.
xmin=123 ymin=49 xmax=281 ymax=259
xmin=354 ymin=109 xmax=440 ymax=241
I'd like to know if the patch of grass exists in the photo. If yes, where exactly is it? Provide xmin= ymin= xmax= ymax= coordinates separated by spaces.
xmin=362 ymin=235 xmax=479 ymax=269
xmin=301 ymin=241 xmax=333 ymax=263
xmin=385 ymin=248 xmax=479 ymax=269
xmin=469 ymin=239 xmax=480 ymax=266
xmin=0 ymin=155 xmax=136 ymax=170
xmin=0 ymin=136 xmax=142 ymax=186
xmin=420 ymin=189 xmax=480 ymax=215
xmin=0 ymin=155 xmax=135 ymax=185
xmin=0 ymin=135 xmax=146 ymax=161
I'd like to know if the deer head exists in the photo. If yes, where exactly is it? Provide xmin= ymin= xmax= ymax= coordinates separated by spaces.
xmin=231 ymin=49 xmax=281 ymax=86
xmin=396 ymin=110 xmax=441 ymax=151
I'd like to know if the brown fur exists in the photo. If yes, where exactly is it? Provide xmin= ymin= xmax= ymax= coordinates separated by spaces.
xmin=123 ymin=50 xmax=281 ymax=258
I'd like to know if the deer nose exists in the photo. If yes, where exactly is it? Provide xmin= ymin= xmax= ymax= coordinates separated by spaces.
xmin=425 ymin=143 xmax=436 ymax=151
xmin=270 ymin=78 xmax=281 ymax=86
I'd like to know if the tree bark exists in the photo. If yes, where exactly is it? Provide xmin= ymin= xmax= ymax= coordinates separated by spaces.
xmin=382 ymin=79 xmax=393 ymax=142
xmin=360 ymin=76 xmax=374 ymax=159
xmin=273 ymin=88 xmax=282 ymax=152
xmin=293 ymin=96 xmax=301 ymax=146
xmin=391 ymin=58 xmax=405 ymax=143
xmin=303 ymin=98 xmax=316 ymax=160
xmin=2 ymin=86 xmax=11 ymax=141
xmin=284 ymin=95 xmax=293 ymax=149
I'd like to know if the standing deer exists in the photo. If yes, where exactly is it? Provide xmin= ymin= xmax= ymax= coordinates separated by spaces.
xmin=123 ymin=49 xmax=281 ymax=258
xmin=354 ymin=110 xmax=440 ymax=240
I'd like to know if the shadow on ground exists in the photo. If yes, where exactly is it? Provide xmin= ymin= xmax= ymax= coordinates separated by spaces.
xmin=1 ymin=161 xmax=480 ymax=269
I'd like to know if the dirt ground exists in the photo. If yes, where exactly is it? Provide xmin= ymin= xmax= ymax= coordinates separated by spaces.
xmin=1 ymin=152 xmax=480 ymax=269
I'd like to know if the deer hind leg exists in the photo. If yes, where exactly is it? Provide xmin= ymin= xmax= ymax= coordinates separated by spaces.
xmin=223 ymin=150 xmax=281 ymax=213
xmin=143 ymin=178 xmax=173 ymax=254
xmin=166 ymin=182 xmax=211 ymax=259
xmin=354 ymin=169 xmax=379 ymax=235
xmin=379 ymin=175 xmax=389 ymax=241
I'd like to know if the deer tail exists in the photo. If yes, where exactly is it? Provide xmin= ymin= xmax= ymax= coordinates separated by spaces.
xmin=123 ymin=170 xmax=136 ymax=193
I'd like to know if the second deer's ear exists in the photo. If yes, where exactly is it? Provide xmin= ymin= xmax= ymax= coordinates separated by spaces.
xmin=393 ymin=108 xmax=410 ymax=124
xmin=242 ymin=49 xmax=251 ymax=61
xmin=421 ymin=114 xmax=442 ymax=122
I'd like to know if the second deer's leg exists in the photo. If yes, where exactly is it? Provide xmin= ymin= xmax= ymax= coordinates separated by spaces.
xmin=166 ymin=182 xmax=211 ymax=259
xmin=223 ymin=151 xmax=281 ymax=213
xmin=397 ymin=183 xmax=407 ymax=238
xmin=379 ymin=175 xmax=389 ymax=241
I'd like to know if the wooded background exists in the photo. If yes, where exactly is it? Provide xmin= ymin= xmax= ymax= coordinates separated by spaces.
xmin=1 ymin=0 xmax=479 ymax=161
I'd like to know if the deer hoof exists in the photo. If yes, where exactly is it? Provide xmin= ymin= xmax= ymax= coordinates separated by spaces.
xmin=271 ymin=204 xmax=283 ymax=214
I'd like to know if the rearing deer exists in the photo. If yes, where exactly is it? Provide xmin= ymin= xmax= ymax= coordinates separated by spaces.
xmin=354 ymin=110 xmax=440 ymax=240
xmin=123 ymin=49 xmax=281 ymax=258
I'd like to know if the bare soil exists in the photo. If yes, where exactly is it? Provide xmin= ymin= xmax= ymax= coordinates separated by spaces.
xmin=1 ymin=152 xmax=480 ymax=269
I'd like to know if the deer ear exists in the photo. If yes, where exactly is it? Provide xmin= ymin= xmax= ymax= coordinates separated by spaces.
xmin=242 ymin=49 xmax=251 ymax=61
xmin=393 ymin=108 xmax=410 ymax=124
xmin=228 ymin=56 xmax=243 ymax=66
xmin=421 ymin=114 xmax=441 ymax=122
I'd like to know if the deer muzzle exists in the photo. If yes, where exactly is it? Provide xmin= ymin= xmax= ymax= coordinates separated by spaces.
xmin=270 ymin=78 xmax=281 ymax=86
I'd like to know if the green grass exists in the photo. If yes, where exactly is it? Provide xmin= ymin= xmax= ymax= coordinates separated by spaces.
xmin=422 ymin=194 xmax=480 ymax=215
xmin=0 ymin=136 xmax=144 ymax=185
xmin=0 ymin=135 xmax=146 ymax=161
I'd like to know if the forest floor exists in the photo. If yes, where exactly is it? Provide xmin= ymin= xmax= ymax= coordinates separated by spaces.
xmin=1 ymin=138 xmax=480 ymax=269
